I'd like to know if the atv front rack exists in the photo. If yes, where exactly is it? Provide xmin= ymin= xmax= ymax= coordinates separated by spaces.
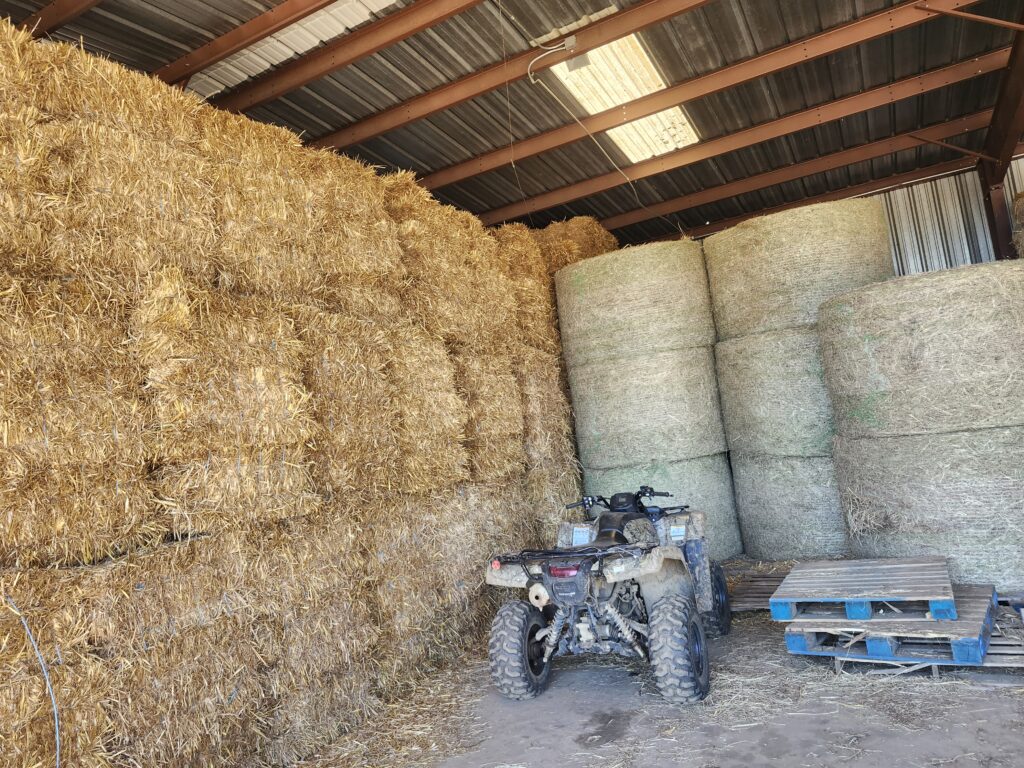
xmin=494 ymin=543 xmax=652 ymax=566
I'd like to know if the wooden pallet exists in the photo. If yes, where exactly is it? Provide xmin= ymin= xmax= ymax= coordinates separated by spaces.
xmin=769 ymin=557 xmax=956 ymax=621
xmin=784 ymin=584 xmax=997 ymax=666
xmin=728 ymin=572 xmax=787 ymax=612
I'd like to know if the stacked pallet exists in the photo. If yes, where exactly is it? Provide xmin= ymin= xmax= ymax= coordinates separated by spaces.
xmin=0 ymin=21 xmax=582 ymax=767
xmin=770 ymin=558 xmax=998 ymax=668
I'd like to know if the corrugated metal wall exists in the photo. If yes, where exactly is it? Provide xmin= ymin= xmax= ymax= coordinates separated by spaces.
xmin=875 ymin=156 xmax=1024 ymax=275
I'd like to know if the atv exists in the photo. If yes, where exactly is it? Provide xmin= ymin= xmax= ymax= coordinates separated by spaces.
xmin=485 ymin=486 xmax=730 ymax=703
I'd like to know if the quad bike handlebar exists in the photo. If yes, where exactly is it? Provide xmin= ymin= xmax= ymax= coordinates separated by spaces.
xmin=565 ymin=487 xmax=673 ymax=512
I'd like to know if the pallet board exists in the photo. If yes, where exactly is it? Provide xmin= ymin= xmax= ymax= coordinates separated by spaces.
xmin=784 ymin=585 xmax=997 ymax=666
xmin=728 ymin=572 xmax=788 ymax=612
xmin=770 ymin=557 xmax=956 ymax=621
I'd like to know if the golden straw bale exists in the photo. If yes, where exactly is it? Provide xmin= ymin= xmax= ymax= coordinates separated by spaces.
xmin=491 ymin=222 xmax=547 ymax=282
xmin=292 ymin=306 xmax=401 ymax=497
xmin=194 ymin=100 xmax=303 ymax=161
xmin=152 ymin=448 xmax=322 ymax=536
xmin=144 ymin=294 xmax=314 ymax=461
xmin=2 ymin=653 xmax=111 ymax=768
xmin=388 ymin=321 xmax=469 ymax=493
xmin=7 ymin=120 xmax=218 ymax=282
xmin=0 ymin=22 xmax=207 ymax=146
xmin=513 ymin=276 xmax=560 ymax=354
xmin=129 ymin=265 xmax=192 ymax=381
xmin=535 ymin=216 xmax=618 ymax=274
xmin=455 ymin=354 xmax=525 ymax=482
xmin=516 ymin=345 xmax=581 ymax=525
xmin=0 ymin=464 xmax=162 ymax=568
xmin=0 ymin=277 xmax=147 ymax=472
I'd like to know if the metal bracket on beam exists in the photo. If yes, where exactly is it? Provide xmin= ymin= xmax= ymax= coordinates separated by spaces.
xmin=914 ymin=2 xmax=1024 ymax=33
xmin=908 ymin=132 xmax=999 ymax=162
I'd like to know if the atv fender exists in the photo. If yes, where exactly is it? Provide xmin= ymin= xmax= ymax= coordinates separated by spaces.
xmin=604 ymin=546 xmax=695 ymax=607
xmin=485 ymin=565 xmax=529 ymax=588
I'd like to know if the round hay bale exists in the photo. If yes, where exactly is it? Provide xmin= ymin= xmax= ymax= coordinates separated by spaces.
xmin=568 ymin=346 xmax=726 ymax=469
xmin=583 ymin=453 xmax=742 ymax=560
xmin=555 ymin=239 xmax=714 ymax=368
xmin=705 ymin=199 xmax=893 ymax=339
xmin=850 ymin=531 xmax=1024 ymax=593
xmin=833 ymin=426 xmax=1023 ymax=528
xmin=715 ymin=327 xmax=833 ymax=457
xmin=732 ymin=454 xmax=848 ymax=560
xmin=820 ymin=261 xmax=1024 ymax=439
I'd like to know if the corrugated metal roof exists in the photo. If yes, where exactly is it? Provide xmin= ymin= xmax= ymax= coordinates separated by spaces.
xmin=0 ymin=0 xmax=1017 ymax=243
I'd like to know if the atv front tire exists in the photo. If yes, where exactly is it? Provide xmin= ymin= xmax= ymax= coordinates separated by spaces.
xmin=488 ymin=600 xmax=551 ymax=700
xmin=701 ymin=561 xmax=732 ymax=638
xmin=649 ymin=594 xmax=710 ymax=704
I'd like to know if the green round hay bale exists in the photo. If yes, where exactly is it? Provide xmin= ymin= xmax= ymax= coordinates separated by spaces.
xmin=732 ymin=454 xmax=848 ymax=560
xmin=705 ymin=199 xmax=893 ymax=340
xmin=568 ymin=346 xmax=726 ymax=469
xmin=833 ymin=425 xmax=1024 ymax=523
xmin=583 ymin=453 xmax=742 ymax=560
xmin=820 ymin=261 xmax=1024 ymax=439
xmin=715 ymin=328 xmax=833 ymax=457
xmin=850 ymin=532 xmax=1024 ymax=592
xmin=555 ymin=239 xmax=714 ymax=368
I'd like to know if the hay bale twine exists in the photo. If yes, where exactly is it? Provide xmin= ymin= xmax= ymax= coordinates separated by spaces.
xmin=568 ymin=347 xmax=726 ymax=469
xmin=555 ymin=240 xmax=714 ymax=368
xmin=584 ymin=454 xmax=742 ymax=560
xmin=731 ymin=455 xmax=847 ymax=560
xmin=834 ymin=429 xmax=1024 ymax=590
xmin=820 ymin=261 xmax=1024 ymax=439
xmin=716 ymin=328 xmax=833 ymax=456
xmin=705 ymin=199 xmax=893 ymax=340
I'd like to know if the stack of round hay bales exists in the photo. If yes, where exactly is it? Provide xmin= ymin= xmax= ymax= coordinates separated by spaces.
xmin=556 ymin=240 xmax=742 ymax=559
xmin=705 ymin=199 xmax=893 ymax=559
xmin=820 ymin=260 xmax=1024 ymax=590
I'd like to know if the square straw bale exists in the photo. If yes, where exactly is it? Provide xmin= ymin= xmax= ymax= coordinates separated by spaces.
xmin=535 ymin=216 xmax=618 ymax=274
xmin=512 ymin=275 xmax=560 ymax=355
xmin=291 ymin=305 xmax=402 ymax=498
xmin=489 ymin=222 xmax=547 ymax=282
xmin=387 ymin=321 xmax=469 ymax=494
xmin=454 ymin=353 xmax=526 ymax=482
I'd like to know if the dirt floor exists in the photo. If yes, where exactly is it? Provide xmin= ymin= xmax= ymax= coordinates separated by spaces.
xmin=310 ymin=611 xmax=1024 ymax=768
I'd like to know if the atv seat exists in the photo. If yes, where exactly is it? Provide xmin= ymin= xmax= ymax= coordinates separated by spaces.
xmin=608 ymin=492 xmax=639 ymax=515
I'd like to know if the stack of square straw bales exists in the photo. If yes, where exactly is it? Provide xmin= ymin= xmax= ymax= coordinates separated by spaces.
xmin=0 ymin=21 xmax=609 ymax=767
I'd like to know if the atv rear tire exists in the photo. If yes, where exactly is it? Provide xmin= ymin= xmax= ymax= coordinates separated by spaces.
xmin=649 ymin=594 xmax=710 ymax=704
xmin=488 ymin=600 xmax=551 ymax=700
xmin=701 ymin=561 xmax=732 ymax=638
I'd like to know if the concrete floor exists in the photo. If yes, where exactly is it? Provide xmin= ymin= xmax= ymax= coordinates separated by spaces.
xmin=438 ymin=614 xmax=1024 ymax=768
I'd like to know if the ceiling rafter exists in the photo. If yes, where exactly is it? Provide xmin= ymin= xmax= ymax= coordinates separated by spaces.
xmin=308 ymin=0 xmax=713 ymax=150
xmin=478 ymin=50 xmax=1008 ymax=225
xmin=599 ymin=109 xmax=992 ymax=232
xmin=212 ymin=0 xmax=485 ymax=112
xmin=18 ymin=0 xmax=101 ymax=36
xmin=421 ymin=0 xmax=984 ymax=191
xmin=154 ymin=0 xmax=343 ymax=86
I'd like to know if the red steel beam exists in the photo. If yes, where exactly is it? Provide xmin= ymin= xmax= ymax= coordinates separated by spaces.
xmin=309 ymin=0 xmax=713 ymax=150
xmin=600 ymin=109 xmax=993 ymax=231
xmin=18 ymin=0 xmax=101 ymax=36
xmin=914 ymin=2 xmax=1024 ymax=33
xmin=213 ymin=0 xmax=485 ymax=113
xmin=422 ymin=0 xmax=983 ymax=191
xmin=978 ymin=24 xmax=1024 ymax=259
xmin=155 ymin=0 xmax=343 ymax=86
xmin=685 ymin=139 xmax=1024 ymax=239
xmin=479 ymin=51 xmax=1007 ymax=225
xmin=687 ymin=158 xmax=977 ymax=238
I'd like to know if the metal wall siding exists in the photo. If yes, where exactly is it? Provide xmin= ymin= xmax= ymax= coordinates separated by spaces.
xmin=879 ymin=156 xmax=1024 ymax=275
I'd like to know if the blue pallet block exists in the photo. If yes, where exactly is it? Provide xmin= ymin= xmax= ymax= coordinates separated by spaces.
xmin=769 ymin=595 xmax=959 ymax=622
